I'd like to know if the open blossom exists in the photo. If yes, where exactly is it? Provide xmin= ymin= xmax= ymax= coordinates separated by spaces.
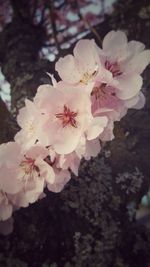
xmin=56 ymin=152 xmax=81 ymax=176
xmin=0 ymin=142 xmax=55 ymax=208
xmin=47 ymin=168 xmax=71 ymax=193
xmin=1 ymin=32 xmax=149 ymax=227
xmin=15 ymin=99 xmax=44 ymax=150
xmin=75 ymin=136 xmax=101 ymax=161
xmin=34 ymin=81 xmax=108 ymax=155
xmin=99 ymin=30 xmax=150 ymax=100
xmin=56 ymin=137 xmax=101 ymax=176
xmin=55 ymin=39 xmax=102 ymax=87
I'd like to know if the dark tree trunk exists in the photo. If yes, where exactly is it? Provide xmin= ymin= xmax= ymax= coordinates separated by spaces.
xmin=0 ymin=14 xmax=52 ymax=115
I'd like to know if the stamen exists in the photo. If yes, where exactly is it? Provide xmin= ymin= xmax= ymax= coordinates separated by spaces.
xmin=91 ymin=83 xmax=116 ymax=100
xmin=56 ymin=105 xmax=78 ymax=128
xmin=19 ymin=156 xmax=40 ymax=189
xmin=80 ymin=69 xmax=98 ymax=84
xmin=105 ymin=60 xmax=122 ymax=77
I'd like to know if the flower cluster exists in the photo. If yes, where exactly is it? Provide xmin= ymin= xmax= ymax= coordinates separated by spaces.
xmin=0 ymin=30 xmax=150 ymax=223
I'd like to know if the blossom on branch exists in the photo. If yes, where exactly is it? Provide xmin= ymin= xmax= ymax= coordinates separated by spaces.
xmin=0 ymin=30 xmax=150 ymax=227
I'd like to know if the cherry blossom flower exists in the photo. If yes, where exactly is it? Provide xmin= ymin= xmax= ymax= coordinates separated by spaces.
xmin=34 ymin=82 xmax=108 ymax=154
xmin=55 ymin=39 xmax=101 ymax=87
xmin=99 ymin=30 xmax=150 ymax=100
xmin=0 ymin=32 xmax=149 ymax=225
xmin=15 ymin=99 xmax=44 ymax=150
xmin=0 ymin=142 xmax=55 ymax=208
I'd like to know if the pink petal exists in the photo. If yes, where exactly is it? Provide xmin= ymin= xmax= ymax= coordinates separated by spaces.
xmin=36 ymin=159 xmax=55 ymax=184
xmin=84 ymin=139 xmax=101 ymax=160
xmin=86 ymin=116 xmax=108 ymax=140
xmin=0 ymin=142 xmax=21 ymax=167
xmin=126 ymin=50 xmax=150 ymax=74
xmin=132 ymin=92 xmax=145 ymax=109
xmin=117 ymin=74 xmax=143 ymax=100
xmin=102 ymin=31 xmax=128 ymax=60
xmin=73 ymin=39 xmax=100 ymax=76
xmin=55 ymin=55 xmax=82 ymax=84
xmin=0 ymin=203 xmax=13 ymax=221
xmin=127 ymin=41 xmax=145 ymax=56
xmin=53 ymin=127 xmax=81 ymax=154
xmin=47 ymin=169 xmax=71 ymax=193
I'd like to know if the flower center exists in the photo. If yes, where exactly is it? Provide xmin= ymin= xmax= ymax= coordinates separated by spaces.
xmin=80 ymin=69 xmax=98 ymax=84
xmin=105 ymin=60 xmax=122 ymax=77
xmin=20 ymin=157 xmax=35 ymax=175
xmin=91 ymin=83 xmax=107 ymax=99
xmin=25 ymin=120 xmax=35 ymax=137
xmin=91 ymin=83 xmax=116 ymax=101
xmin=55 ymin=105 xmax=78 ymax=128
xmin=19 ymin=156 xmax=40 ymax=187
xmin=80 ymin=72 xmax=92 ymax=84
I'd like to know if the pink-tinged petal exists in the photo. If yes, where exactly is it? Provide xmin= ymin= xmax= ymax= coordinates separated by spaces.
xmin=0 ymin=166 xmax=22 ymax=194
xmin=95 ymin=66 xmax=115 ymax=86
xmin=0 ymin=142 xmax=21 ymax=167
xmin=93 ymin=108 xmax=114 ymax=116
xmin=17 ymin=99 xmax=36 ymax=128
xmin=39 ymin=119 xmax=60 ymax=147
xmin=86 ymin=116 xmax=108 ymax=140
xmin=53 ymin=127 xmax=81 ymax=154
xmin=47 ymin=169 xmax=71 ymax=193
xmin=84 ymin=139 xmax=101 ymax=160
xmin=15 ymin=100 xmax=45 ymax=150
xmin=14 ymin=130 xmax=30 ymax=150
xmin=102 ymin=31 xmax=128 ymax=60
xmin=75 ymin=136 xmax=86 ymax=159
xmin=132 ymin=92 xmax=145 ymax=109
xmin=24 ymin=190 xmax=43 ymax=204
xmin=26 ymin=145 xmax=48 ymax=160
xmin=124 ymin=95 xmax=140 ymax=108
xmin=47 ymin=148 xmax=56 ymax=162
xmin=55 ymin=55 xmax=82 ymax=83
xmin=69 ymin=155 xmax=80 ymax=176
xmin=117 ymin=74 xmax=143 ymax=100
xmin=9 ymin=192 xmax=29 ymax=208
xmin=100 ymin=120 xmax=115 ymax=142
xmin=36 ymin=158 xmax=55 ymax=184
xmin=73 ymin=39 xmax=100 ymax=75
xmin=125 ymin=50 xmax=150 ymax=74
xmin=0 ymin=203 xmax=12 ymax=221
xmin=58 ymin=152 xmax=80 ymax=176
xmin=127 ymin=41 xmax=145 ymax=56
xmin=124 ymin=93 xmax=145 ymax=109
xmin=34 ymin=84 xmax=54 ymax=109
xmin=14 ymin=130 xmax=37 ymax=151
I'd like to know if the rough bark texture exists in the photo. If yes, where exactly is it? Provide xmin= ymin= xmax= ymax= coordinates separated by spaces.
xmin=0 ymin=16 xmax=53 ymax=115
xmin=0 ymin=0 xmax=150 ymax=266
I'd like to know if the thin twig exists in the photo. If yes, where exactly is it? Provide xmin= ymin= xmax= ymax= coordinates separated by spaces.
xmin=75 ymin=0 xmax=102 ymax=46
xmin=47 ymin=1 xmax=61 ymax=53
